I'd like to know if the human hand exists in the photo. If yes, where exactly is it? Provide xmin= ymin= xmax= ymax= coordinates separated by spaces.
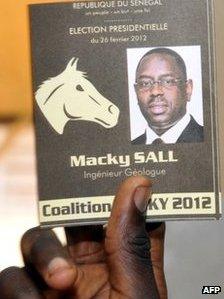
xmin=0 ymin=176 xmax=167 ymax=298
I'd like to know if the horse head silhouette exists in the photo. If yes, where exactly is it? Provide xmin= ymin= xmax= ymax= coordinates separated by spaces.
xmin=35 ymin=58 xmax=120 ymax=134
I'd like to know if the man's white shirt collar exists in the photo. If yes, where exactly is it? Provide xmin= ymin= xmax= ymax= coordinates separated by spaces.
xmin=146 ymin=113 xmax=191 ymax=144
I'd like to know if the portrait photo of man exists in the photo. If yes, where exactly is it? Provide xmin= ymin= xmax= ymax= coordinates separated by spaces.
xmin=127 ymin=46 xmax=204 ymax=145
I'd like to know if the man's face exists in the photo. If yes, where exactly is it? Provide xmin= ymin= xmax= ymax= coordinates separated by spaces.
xmin=135 ymin=53 xmax=193 ymax=130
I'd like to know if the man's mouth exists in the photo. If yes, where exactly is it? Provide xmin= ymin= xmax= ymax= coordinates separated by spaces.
xmin=148 ymin=102 xmax=168 ymax=114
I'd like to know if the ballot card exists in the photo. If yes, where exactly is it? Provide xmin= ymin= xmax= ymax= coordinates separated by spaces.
xmin=29 ymin=0 xmax=221 ymax=227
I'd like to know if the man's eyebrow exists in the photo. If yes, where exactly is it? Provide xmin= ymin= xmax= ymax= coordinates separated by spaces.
xmin=136 ymin=73 xmax=177 ymax=81
xmin=136 ymin=75 xmax=154 ymax=81
xmin=159 ymin=73 xmax=178 ymax=78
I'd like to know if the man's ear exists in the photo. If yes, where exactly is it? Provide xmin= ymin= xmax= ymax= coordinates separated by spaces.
xmin=186 ymin=79 xmax=193 ymax=102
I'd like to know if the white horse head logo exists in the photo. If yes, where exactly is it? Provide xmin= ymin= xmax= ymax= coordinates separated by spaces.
xmin=35 ymin=58 xmax=120 ymax=134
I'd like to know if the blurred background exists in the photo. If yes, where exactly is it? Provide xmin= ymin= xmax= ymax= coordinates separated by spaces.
xmin=0 ymin=1 xmax=224 ymax=298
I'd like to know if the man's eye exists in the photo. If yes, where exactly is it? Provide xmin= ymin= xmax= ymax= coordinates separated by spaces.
xmin=141 ymin=81 xmax=153 ymax=87
xmin=162 ymin=79 xmax=174 ymax=86
xmin=164 ymin=79 xmax=172 ymax=83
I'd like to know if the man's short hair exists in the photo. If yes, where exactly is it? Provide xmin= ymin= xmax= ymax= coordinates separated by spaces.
xmin=136 ymin=47 xmax=187 ymax=80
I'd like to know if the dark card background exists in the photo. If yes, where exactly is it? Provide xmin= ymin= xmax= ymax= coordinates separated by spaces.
xmin=30 ymin=1 xmax=219 ymax=210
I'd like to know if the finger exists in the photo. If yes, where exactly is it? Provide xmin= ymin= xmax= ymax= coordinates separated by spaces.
xmin=65 ymin=225 xmax=105 ymax=264
xmin=21 ymin=227 xmax=76 ymax=290
xmin=0 ymin=267 xmax=43 ymax=299
xmin=106 ymin=176 xmax=159 ymax=299
xmin=146 ymin=222 xmax=163 ymax=232
xmin=148 ymin=223 xmax=167 ymax=299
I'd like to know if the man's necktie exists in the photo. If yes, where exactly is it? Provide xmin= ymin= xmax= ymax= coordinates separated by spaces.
xmin=152 ymin=138 xmax=164 ymax=145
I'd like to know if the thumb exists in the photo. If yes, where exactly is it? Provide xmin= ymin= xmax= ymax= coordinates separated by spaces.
xmin=105 ymin=176 xmax=159 ymax=299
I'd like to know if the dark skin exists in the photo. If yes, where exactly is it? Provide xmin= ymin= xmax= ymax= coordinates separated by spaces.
xmin=0 ymin=176 xmax=167 ymax=299
xmin=135 ymin=53 xmax=193 ymax=136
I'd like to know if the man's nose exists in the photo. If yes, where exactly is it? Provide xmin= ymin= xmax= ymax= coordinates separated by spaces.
xmin=150 ymin=82 xmax=164 ymax=96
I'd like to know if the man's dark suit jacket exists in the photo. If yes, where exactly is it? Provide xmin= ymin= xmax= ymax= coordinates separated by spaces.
xmin=131 ymin=116 xmax=204 ymax=145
